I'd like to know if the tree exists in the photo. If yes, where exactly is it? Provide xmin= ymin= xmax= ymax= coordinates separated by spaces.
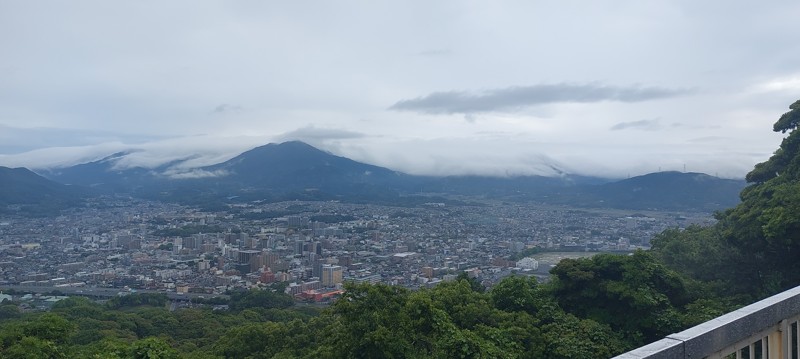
xmin=541 ymin=313 xmax=627 ymax=359
xmin=746 ymin=99 xmax=800 ymax=183
xmin=213 ymin=322 xmax=290 ymax=358
xmin=323 ymin=283 xmax=415 ymax=358
xmin=429 ymin=279 xmax=495 ymax=329
xmin=490 ymin=276 xmax=541 ymax=314
xmin=22 ymin=313 xmax=75 ymax=344
xmin=2 ymin=336 xmax=67 ymax=359
xmin=548 ymin=251 xmax=690 ymax=345
xmin=106 ymin=293 xmax=168 ymax=309
xmin=128 ymin=337 xmax=178 ymax=359
xmin=651 ymin=226 xmax=725 ymax=283
xmin=228 ymin=288 xmax=294 ymax=311
xmin=658 ymin=99 xmax=800 ymax=299
xmin=0 ymin=304 xmax=21 ymax=320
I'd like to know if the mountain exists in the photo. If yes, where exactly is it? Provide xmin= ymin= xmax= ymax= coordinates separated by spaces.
xmin=418 ymin=174 xmax=610 ymax=197
xmin=573 ymin=171 xmax=747 ymax=211
xmin=0 ymin=166 xmax=86 ymax=215
xmin=203 ymin=141 xmax=412 ymax=192
xmin=38 ymin=142 xmax=745 ymax=212
xmin=39 ymin=151 xmax=190 ymax=192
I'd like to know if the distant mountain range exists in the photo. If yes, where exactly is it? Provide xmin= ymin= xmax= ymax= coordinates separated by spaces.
xmin=0 ymin=141 xmax=748 ymax=215
xmin=559 ymin=171 xmax=746 ymax=211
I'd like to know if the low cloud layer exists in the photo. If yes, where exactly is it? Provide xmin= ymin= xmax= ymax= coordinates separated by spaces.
xmin=162 ymin=168 xmax=230 ymax=179
xmin=0 ymin=130 xmax=780 ymax=180
xmin=389 ymin=83 xmax=690 ymax=115
xmin=275 ymin=126 xmax=366 ymax=142
xmin=0 ymin=125 xmax=163 ymax=154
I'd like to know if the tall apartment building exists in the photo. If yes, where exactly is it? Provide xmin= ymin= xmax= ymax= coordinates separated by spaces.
xmin=321 ymin=264 xmax=343 ymax=287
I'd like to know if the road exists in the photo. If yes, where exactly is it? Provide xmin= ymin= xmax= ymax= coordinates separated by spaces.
xmin=0 ymin=285 xmax=229 ymax=302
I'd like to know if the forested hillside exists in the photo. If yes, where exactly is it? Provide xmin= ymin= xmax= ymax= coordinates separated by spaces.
xmin=0 ymin=261 xmax=709 ymax=359
xmin=2 ymin=99 xmax=800 ymax=358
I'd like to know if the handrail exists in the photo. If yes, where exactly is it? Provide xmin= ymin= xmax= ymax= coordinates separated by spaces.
xmin=613 ymin=285 xmax=800 ymax=359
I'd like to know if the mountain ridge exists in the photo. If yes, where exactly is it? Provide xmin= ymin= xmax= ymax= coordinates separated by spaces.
xmin=0 ymin=166 xmax=87 ymax=215
xmin=13 ymin=141 xmax=748 ymax=213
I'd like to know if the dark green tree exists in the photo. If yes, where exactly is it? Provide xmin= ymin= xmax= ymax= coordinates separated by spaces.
xmin=2 ymin=336 xmax=67 ymax=359
xmin=228 ymin=288 xmax=294 ymax=311
xmin=0 ymin=304 xmax=21 ymax=320
xmin=490 ymin=276 xmax=542 ymax=314
xmin=653 ymin=99 xmax=800 ymax=299
xmin=541 ymin=313 xmax=627 ymax=359
xmin=548 ymin=251 xmax=690 ymax=345
xmin=128 ymin=337 xmax=178 ymax=359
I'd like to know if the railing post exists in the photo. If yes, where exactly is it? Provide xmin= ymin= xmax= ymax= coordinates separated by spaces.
xmin=796 ymin=320 xmax=800 ymax=359
xmin=782 ymin=319 xmax=789 ymax=359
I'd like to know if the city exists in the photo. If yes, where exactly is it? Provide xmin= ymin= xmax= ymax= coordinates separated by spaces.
xmin=0 ymin=196 xmax=714 ymax=307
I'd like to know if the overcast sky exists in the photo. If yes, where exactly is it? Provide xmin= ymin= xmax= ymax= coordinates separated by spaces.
xmin=1 ymin=1 xmax=799 ymax=178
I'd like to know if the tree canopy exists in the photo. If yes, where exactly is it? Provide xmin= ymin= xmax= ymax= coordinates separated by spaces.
xmin=653 ymin=99 xmax=800 ymax=299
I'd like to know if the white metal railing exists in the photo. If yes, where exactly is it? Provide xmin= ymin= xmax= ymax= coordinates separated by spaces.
xmin=613 ymin=285 xmax=800 ymax=359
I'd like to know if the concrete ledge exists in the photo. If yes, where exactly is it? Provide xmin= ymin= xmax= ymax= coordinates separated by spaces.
xmin=613 ymin=337 xmax=684 ymax=359
xmin=613 ymin=285 xmax=800 ymax=359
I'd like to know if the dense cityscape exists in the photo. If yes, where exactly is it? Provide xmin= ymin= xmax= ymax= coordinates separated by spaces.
xmin=0 ymin=197 xmax=714 ymax=308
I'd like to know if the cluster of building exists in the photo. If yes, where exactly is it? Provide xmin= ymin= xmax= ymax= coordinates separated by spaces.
xmin=0 ymin=196 xmax=715 ymax=303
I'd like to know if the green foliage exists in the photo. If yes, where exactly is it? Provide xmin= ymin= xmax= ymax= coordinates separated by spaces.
xmin=213 ymin=320 xmax=313 ymax=358
xmin=652 ymin=99 xmax=800 ymax=300
xmin=157 ymin=243 xmax=173 ymax=251
xmin=455 ymin=272 xmax=486 ymax=293
xmin=651 ymin=226 xmax=726 ymax=283
xmin=429 ymin=279 xmax=495 ymax=329
xmin=0 ymin=303 xmax=21 ymax=320
xmin=128 ymin=337 xmax=178 ymax=359
xmin=0 ymin=278 xmax=637 ymax=359
xmin=541 ymin=313 xmax=627 ymax=359
xmin=228 ymin=288 xmax=294 ymax=311
xmin=491 ymin=276 xmax=541 ymax=314
xmin=22 ymin=313 xmax=76 ymax=344
xmin=106 ymin=293 xmax=168 ymax=310
xmin=0 ymin=313 xmax=75 ymax=358
xmin=3 ymin=336 xmax=68 ymax=359
xmin=548 ymin=251 xmax=690 ymax=345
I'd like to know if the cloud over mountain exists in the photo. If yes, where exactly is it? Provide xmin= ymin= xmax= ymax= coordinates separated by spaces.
xmin=276 ymin=126 xmax=366 ymax=142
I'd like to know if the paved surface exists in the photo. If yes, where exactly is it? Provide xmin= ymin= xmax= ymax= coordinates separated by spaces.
xmin=0 ymin=285 xmax=229 ymax=301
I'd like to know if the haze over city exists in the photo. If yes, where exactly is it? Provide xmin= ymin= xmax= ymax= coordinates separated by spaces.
xmin=2 ymin=1 xmax=800 ymax=178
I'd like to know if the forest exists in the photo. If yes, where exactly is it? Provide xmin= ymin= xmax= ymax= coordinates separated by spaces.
xmin=2 ymin=99 xmax=800 ymax=358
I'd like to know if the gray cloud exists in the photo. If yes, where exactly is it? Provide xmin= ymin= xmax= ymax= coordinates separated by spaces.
xmin=0 ymin=124 xmax=164 ymax=154
xmin=163 ymin=168 xmax=230 ymax=179
xmin=389 ymin=83 xmax=691 ymax=114
xmin=211 ymin=104 xmax=243 ymax=114
xmin=686 ymin=136 xmax=731 ymax=143
xmin=416 ymin=49 xmax=452 ymax=57
xmin=276 ymin=126 xmax=366 ymax=142
xmin=610 ymin=118 xmax=663 ymax=131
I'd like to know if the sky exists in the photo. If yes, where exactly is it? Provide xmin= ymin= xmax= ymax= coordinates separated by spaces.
xmin=2 ymin=1 xmax=800 ymax=179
